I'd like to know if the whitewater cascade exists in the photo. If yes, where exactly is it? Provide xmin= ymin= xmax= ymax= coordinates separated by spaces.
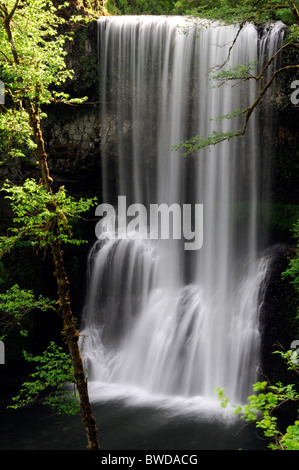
xmin=80 ymin=16 xmax=284 ymax=404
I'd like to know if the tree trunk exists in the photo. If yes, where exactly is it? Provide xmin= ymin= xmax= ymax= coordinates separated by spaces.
xmin=27 ymin=102 xmax=101 ymax=451
xmin=51 ymin=240 xmax=100 ymax=450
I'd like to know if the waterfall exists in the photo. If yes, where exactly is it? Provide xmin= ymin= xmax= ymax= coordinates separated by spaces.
xmin=80 ymin=16 xmax=284 ymax=405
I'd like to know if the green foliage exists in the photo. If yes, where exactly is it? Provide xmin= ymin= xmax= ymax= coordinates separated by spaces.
xmin=75 ymin=25 xmax=99 ymax=93
xmin=0 ymin=0 xmax=87 ymax=159
xmin=0 ymin=284 xmax=56 ymax=339
xmin=211 ymin=62 xmax=260 ymax=85
xmin=172 ymin=129 xmax=243 ymax=156
xmin=216 ymin=350 xmax=299 ymax=450
xmin=0 ymin=179 xmax=97 ymax=254
xmin=0 ymin=108 xmax=36 ymax=161
xmin=280 ymin=420 xmax=299 ymax=450
xmin=106 ymin=0 xmax=176 ymax=15
xmin=0 ymin=0 xmax=76 ymax=103
xmin=174 ymin=0 xmax=253 ymax=22
xmin=286 ymin=24 xmax=299 ymax=42
xmin=282 ymin=218 xmax=299 ymax=319
xmin=213 ymin=108 xmax=247 ymax=121
xmin=8 ymin=341 xmax=80 ymax=415
xmin=173 ymin=0 xmax=296 ymax=25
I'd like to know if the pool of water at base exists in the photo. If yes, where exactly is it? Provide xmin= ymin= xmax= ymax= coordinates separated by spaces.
xmin=0 ymin=383 xmax=267 ymax=451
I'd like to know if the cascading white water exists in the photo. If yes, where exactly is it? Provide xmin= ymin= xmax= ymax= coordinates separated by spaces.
xmin=80 ymin=16 xmax=284 ymax=405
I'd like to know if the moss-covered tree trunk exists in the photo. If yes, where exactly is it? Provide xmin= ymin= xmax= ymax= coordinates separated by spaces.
xmin=50 ymin=238 xmax=100 ymax=450
xmin=27 ymin=103 xmax=100 ymax=450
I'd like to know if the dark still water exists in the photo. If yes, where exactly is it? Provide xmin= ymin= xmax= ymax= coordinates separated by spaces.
xmin=0 ymin=384 xmax=267 ymax=451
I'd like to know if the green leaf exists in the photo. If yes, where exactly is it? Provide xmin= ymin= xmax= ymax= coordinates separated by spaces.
xmin=0 ymin=179 xmax=97 ymax=253
xmin=8 ymin=341 xmax=80 ymax=416
xmin=216 ymin=348 xmax=299 ymax=450
xmin=0 ymin=284 xmax=56 ymax=338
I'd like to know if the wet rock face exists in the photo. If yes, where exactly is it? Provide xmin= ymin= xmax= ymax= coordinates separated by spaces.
xmin=259 ymin=244 xmax=298 ymax=384
xmin=43 ymin=105 xmax=101 ymax=183
xmin=41 ymin=103 xmax=124 ymax=195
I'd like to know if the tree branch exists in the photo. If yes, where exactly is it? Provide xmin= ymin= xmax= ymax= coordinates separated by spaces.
xmin=288 ymin=1 xmax=299 ymax=24
xmin=5 ymin=0 xmax=19 ymax=25
xmin=253 ymin=42 xmax=299 ymax=81
xmin=0 ymin=49 xmax=13 ymax=63
xmin=2 ymin=0 xmax=20 ymax=64
xmin=176 ymin=63 xmax=299 ymax=156
xmin=0 ymin=2 xmax=8 ymax=18
xmin=242 ymin=64 xmax=299 ymax=135
xmin=216 ymin=21 xmax=246 ymax=69
xmin=216 ymin=2 xmax=294 ymax=70
xmin=214 ymin=42 xmax=299 ymax=86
